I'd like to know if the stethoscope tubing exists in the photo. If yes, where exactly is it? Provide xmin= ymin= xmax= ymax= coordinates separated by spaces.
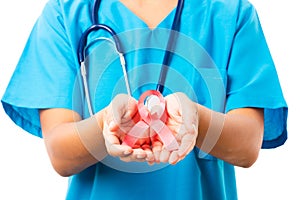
xmin=92 ymin=0 xmax=101 ymax=24
xmin=156 ymin=0 xmax=184 ymax=93
xmin=78 ymin=24 xmax=123 ymax=63
xmin=77 ymin=0 xmax=184 ymax=115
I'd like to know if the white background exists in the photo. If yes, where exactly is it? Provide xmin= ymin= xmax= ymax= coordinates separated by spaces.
xmin=0 ymin=0 xmax=299 ymax=199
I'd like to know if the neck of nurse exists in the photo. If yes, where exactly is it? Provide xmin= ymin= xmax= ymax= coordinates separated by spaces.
xmin=120 ymin=0 xmax=178 ymax=29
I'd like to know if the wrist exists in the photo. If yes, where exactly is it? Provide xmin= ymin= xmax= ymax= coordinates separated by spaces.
xmin=196 ymin=104 xmax=227 ymax=156
xmin=94 ymin=108 xmax=106 ymax=131
xmin=195 ymin=104 xmax=211 ymax=147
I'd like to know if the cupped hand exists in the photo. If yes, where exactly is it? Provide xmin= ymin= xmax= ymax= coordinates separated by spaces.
xmin=161 ymin=92 xmax=199 ymax=165
xmin=102 ymin=94 xmax=154 ymax=163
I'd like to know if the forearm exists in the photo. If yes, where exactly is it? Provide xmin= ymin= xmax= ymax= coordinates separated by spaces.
xmin=40 ymin=109 xmax=107 ymax=177
xmin=196 ymin=105 xmax=264 ymax=167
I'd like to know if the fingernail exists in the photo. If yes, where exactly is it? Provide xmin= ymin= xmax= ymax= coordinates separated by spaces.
xmin=147 ymin=161 xmax=154 ymax=166
xmin=169 ymin=154 xmax=179 ymax=165
xmin=137 ymin=154 xmax=145 ymax=159
xmin=146 ymin=155 xmax=154 ymax=162
xmin=108 ymin=121 xmax=115 ymax=130
xmin=124 ymin=150 xmax=132 ymax=156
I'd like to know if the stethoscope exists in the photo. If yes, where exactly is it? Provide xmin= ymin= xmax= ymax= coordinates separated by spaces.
xmin=78 ymin=0 xmax=184 ymax=116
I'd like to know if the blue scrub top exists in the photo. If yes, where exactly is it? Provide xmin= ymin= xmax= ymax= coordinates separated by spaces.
xmin=2 ymin=0 xmax=288 ymax=199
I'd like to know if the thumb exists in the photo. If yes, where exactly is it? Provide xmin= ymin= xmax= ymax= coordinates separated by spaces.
xmin=107 ymin=94 xmax=138 ymax=130
xmin=178 ymin=94 xmax=198 ymax=133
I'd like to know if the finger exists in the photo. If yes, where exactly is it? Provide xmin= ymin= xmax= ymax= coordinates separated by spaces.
xmin=181 ymin=104 xmax=198 ymax=133
xmin=120 ymin=148 xmax=148 ymax=162
xmin=103 ymin=123 xmax=133 ymax=157
xmin=108 ymin=120 xmax=119 ymax=132
xmin=146 ymin=146 xmax=156 ymax=165
xmin=133 ymin=148 xmax=148 ymax=159
xmin=104 ymin=108 xmax=120 ymax=132
xmin=169 ymin=136 xmax=195 ymax=164
xmin=147 ymin=160 xmax=155 ymax=166
xmin=167 ymin=93 xmax=198 ymax=132
xmin=169 ymin=151 xmax=180 ymax=165
xmin=159 ymin=148 xmax=171 ymax=163
xmin=171 ymin=155 xmax=185 ymax=165
xmin=107 ymin=143 xmax=133 ymax=157
xmin=164 ymin=94 xmax=181 ymax=119
xmin=108 ymin=94 xmax=138 ymax=131
xmin=103 ymin=122 xmax=122 ymax=146
xmin=152 ymin=140 xmax=163 ymax=163
xmin=122 ymin=96 xmax=139 ymax=120
xmin=142 ymin=144 xmax=155 ymax=163
xmin=177 ymin=133 xmax=196 ymax=158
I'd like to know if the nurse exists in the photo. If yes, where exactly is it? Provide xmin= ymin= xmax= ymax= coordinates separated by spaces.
xmin=2 ymin=0 xmax=288 ymax=199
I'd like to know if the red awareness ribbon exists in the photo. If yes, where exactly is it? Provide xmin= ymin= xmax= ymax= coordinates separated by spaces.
xmin=122 ymin=90 xmax=179 ymax=151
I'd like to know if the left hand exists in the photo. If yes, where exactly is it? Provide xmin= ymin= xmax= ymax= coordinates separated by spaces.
xmin=157 ymin=92 xmax=199 ymax=165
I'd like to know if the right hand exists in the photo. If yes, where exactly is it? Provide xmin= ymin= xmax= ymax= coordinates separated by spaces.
xmin=102 ymin=94 xmax=154 ymax=163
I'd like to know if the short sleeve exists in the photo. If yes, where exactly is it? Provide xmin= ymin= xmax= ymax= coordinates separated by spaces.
xmin=1 ymin=0 xmax=81 ymax=137
xmin=225 ymin=1 xmax=288 ymax=148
